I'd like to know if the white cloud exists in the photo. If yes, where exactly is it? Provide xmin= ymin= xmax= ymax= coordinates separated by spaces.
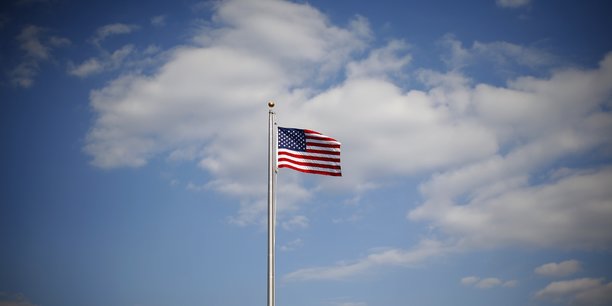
xmin=504 ymin=280 xmax=519 ymax=287
xmin=18 ymin=25 xmax=51 ymax=60
xmin=346 ymin=39 xmax=410 ymax=79
xmin=83 ymin=0 xmax=612 ymax=280
xmin=439 ymin=34 xmax=556 ymax=72
xmin=143 ymin=44 xmax=161 ymax=55
xmin=84 ymin=0 xmax=377 ymax=228
xmin=68 ymin=44 xmax=135 ymax=77
xmin=496 ymin=0 xmax=531 ymax=8
xmin=68 ymin=21 xmax=158 ymax=78
xmin=68 ymin=58 xmax=103 ymax=77
xmin=409 ymin=54 xmax=612 ymax=250
xmin=84 ymin=2 xmax=504 ymax=236
xmin=280 ymin=238 xmax=304 ymax=252
xmin=300 ymin=77 xmax=498 ymax=184
xmin=10 ymin=25 xmax=70 ymax=87
xmin=192 ymin=1 xmax=213 ymax=12
xmin=476 ymin=277 xmax=503 ymax=289
xmin=86 ymin=0 xmax=369 ymax=167
xmin=150 ymin=15 xmax=166 ymax=27
xmin=461 ymin=276 xmax=480 ymax=285
xmin=91 ymin=23 xmax=139 ymax=46
xmin=10 ymin=61 xmax=39 ymax=88
xmin=461 ymin=276 xmax=518 ymax=289
xmin=438 ymin=34 xmax=471 ymax=70
xmin=282 ymin=215 xmax=309 ymax=230
xmin=472 ymin=41 xmax=556 ymax=69
xmin=411 ymin=167 xmax=612 ymax=249
xmin=284 ymin=239 xmax=450 ymax=281
xmin=535 ymin=260 xmax=582 ymax=277
xmin=536 ymin=278 xmax=612 ymax=306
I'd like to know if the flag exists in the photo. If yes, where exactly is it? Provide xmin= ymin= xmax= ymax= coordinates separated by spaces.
xmin=277 ymin=127 xmax=341 ymax=176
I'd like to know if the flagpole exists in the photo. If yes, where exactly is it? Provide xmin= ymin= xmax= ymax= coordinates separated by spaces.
xmin=267 ymin=100 xmax=277 ymax=306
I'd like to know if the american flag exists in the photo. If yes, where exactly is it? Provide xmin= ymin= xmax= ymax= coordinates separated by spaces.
xmin=277 ymin=127 xmax=342 ymax=177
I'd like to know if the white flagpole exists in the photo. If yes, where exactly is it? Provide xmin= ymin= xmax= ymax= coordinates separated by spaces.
xmin=267 ymin=100 xmax=277 ymax=306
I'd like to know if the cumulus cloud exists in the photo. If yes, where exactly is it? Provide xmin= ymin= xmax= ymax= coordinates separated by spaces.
xmin=284 ymin=239 xmax=450 ymax=281
xmin=86 ymin=0 xmax=369 ymax=168
xmin=85 ymin=0 xmax=378 ymax=228
xmin=411 ymin=167 xmax=612 ymax=249
xmin=461 ymin=276 xmax=518 ymax=289
xmin=83 ymin=0 xmax=612 ymax=279
xmin=346 ymin=39 xmax=410 ymax=79
xmin=536 ymin=278 xmax=612 ymax=306
xmin=535 ymin=260 xmax=582 ymax=277
xmin=409 ymin=54 xmax=612 ymax=250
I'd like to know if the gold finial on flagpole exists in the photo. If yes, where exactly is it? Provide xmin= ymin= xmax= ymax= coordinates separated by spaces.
xmin=268 ymin=100 xmax=275 ymax=108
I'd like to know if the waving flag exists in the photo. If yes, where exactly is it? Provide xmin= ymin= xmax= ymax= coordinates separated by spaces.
xmin=277 ymin=127 xmax=342 ymax=176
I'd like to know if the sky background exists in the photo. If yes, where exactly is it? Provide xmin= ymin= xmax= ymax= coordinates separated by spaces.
xmin=1 ymin=0 xmax=612 ymax=306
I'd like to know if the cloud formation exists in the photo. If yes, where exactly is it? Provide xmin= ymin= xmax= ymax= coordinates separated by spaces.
xmin=280 ymin=238 xmax=304 ymax=252
xmin=284 ymin=239 xmax=450 ymax=281
xmin=150 ymin=15 xmax=166 ymax=27
xmin=67 ymin=21 xmax=156 ymax=78
xmin=409 ymin=55 xmax=612 ymax=250
xmin=10 ymin=25 xmax=70 ymax=87
xmin=91 ymin=23 xmax=139 ymax=46
xmin=282 ymin=215 xmax=309 ymax=231
xmin=536 ymin=278 xmax=612 ymax=306
xmin=439 ymin=34 xmax=557 ymax=73
xmin=83 ymin=0 xmax=612 ymax=280
xmin=84 ymin=0 xmax=373 ymax=228
xmin=535 ymin=260 xmax=582 ymax=277
xmin=68 ymin=44 xmax=135 ymax=77
xmin=461 ymin=276 xmax=518 ymax=289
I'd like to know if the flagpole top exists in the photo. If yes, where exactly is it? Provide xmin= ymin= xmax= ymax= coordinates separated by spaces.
xmin=268 ymin=100 xmax=275 ymax=108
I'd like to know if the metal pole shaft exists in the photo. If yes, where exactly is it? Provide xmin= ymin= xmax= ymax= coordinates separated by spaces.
xmin=267 ymin=101 xmax=276 ymax=306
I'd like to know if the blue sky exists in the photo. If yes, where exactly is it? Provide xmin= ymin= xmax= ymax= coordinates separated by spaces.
xmin=1 ymin=0 xmax=612 ymax=305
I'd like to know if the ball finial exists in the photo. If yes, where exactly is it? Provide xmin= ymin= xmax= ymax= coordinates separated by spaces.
xmin=268 ymin=100 xmax=275 ymax=108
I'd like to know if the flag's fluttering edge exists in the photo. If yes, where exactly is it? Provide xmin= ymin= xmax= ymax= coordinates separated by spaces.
xmin=277 ymin=127 xmax=341 ymax=177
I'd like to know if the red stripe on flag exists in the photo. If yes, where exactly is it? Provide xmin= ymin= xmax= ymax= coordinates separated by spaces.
xmin=278 ymin=151 xmax=341 ymax=163
xmin=306 ymin=142 xmax=341 ymax=149
xmin=278 ymin=164 xmax=342 ymax=177
xmin=305 ymin=148 xmax=340 ymax=155
xmin=277 ymin=158 xmax=341 ymax=170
